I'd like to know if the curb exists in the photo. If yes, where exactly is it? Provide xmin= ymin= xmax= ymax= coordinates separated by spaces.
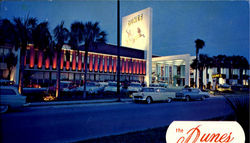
xmin=26 ymin=99 xmax=133 ymax=107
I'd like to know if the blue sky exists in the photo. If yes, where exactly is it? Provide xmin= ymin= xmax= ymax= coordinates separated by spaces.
xmin=0 ymin=0 xmax=249 ymax=61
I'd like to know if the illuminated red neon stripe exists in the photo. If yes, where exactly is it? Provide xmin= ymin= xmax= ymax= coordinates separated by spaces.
xmin=29 ymin=45 xmax=34 ymax=68
xmin=104 ymin=56 xmax=108 ymax=72
xmin=89 ymin=54 xmax=93 ymax=72
xmin=52 ymin=52 xmax=57 ymax=69
xmin=122 ymin=58 xmax=125 ymax=73
xmin=83 ymin=52 xmax=85 ymax=71
xmin=143 ymin=61 xmax=146 ymax=75
xmin=129 ymin=59 xmax=132 ymax=74
xmin=133 ymin=60 xmax=136 ymax=74
xmin=72 ymin=51 xmax=76 ymax=70
xmin=78 ymin=52 xmax=82 ymax=71
xmin=60 ymin=50 xmax=64 ymax=70
xmin=136 ymin=60 xmax=139 ymax=74
xmin=37 ymin=50 xmax=43 ymax=69
xmin=45 ymin=57 xmax=50 ymax=69
xmin=94 ymin=54 xmax=98 ymax=72
xmin=109 ymin=56 xmax=112 ymax=72
xmin=99 ymin=55 xmax=103 ymax=72
xmin=125 ymin=59 xmax=128 ymax=74
xmin=139 ymin=60 xmax=143 ymax=74
xmin=113 ymin=57 xmax=117 ymax=73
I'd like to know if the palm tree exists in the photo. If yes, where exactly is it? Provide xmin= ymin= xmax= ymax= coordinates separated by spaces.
xmin=69 ymin=22 xmax=84 ymax=52
xmin=53 ymin=21 xmax=69 ymax=98
xmin=82 ymin=22 xmax=107 ymax=99
xmin=204 ymin=56 xmax=213 ymax=88
xmin=238 ymin=56 xmax=249 ymax=84
xmin=5 ymin=52 xmax=17 ymax=80
xmin=69 ymin=22 xmax=84 ymax=82
xmin=194 ymin=39 xmax=205 ymax=88
xmin=224 ymin=56 xmax=233 ymax=84
xmin=33 ymin=21 xmax=52 ymax=68
xmin=0 ymin=19 xmax=15 ymax=45
xmin=214 ymin=55 xmax=227 ymax=74
xmin=198 ymin=54 xmax=208 ymax=90
xmin=13 ymin=17 xmax=37 ymax=94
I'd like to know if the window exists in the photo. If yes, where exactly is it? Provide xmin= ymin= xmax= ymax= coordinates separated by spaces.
xmin=193 ymin=89 xmax=199 ymax=93
xmin=159 ymin=88 xmax=167 ymax=92
xmin=142 ymin=88 xmax=154 ymax=92
xmin=0 ymin=89 xmax=17 ymax=95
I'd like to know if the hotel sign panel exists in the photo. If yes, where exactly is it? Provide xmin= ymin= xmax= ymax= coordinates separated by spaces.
xmin=122 ymin=7 xmax=152 ymax=85
xmin=122 ymin=8 xmax=151 ymax=51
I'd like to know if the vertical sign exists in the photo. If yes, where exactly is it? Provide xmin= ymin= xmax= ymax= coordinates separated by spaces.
xmin=122 ymin=7 xmax=152 ymax=86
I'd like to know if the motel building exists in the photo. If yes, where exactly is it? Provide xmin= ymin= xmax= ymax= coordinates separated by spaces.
xmin=0 ymin=43 xmax=147 ymax=88
xmin=151 ymin=54 xmax=249 ymax=88
xmin=1 ymin=45 xmax=248 ymax=89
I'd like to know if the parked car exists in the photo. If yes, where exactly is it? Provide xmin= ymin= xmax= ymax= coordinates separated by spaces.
xmin=159 ymin=83 xmax=168 ymax=88
xmin=175 ymin=88 xmax=210 ymax=101
xmin=217 ymin=84 xmax=232 ymax=93
xmin=127 ymin=82 xmax=142 ymax=95
xmin=149 ymin=83 xmax=160 ymax=87
xmin=0 ymin=86 xmax=27 ymax=113
xmin=72 ymin=82 xmax=104 ymax=95
xmin=48 ymin=81 xmax=74 ymax=94
xmin=132 ymin=87 xmax=175 ymax=104
xmin=103 ymin=82 xmax=122 ymax=95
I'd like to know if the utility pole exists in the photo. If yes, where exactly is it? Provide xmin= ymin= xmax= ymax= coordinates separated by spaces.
xmin=117 ymin=0 xmax=121 ymax=102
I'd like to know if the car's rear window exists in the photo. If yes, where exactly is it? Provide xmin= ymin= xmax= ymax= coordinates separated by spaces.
xmin=0 ymin=89 xmax=17 ymax=95
xmin=142 ymin=88 xmax=154 ymax=92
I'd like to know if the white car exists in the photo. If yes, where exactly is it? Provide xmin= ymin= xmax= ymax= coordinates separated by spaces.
xmin=132 ymin=87 xmax=175 ymax=104
xmin=0 ymin=86 xmax=27 ymax=113
xmin=73 ymin=82 xmax=104 ymax=94
xmin=104 ymin=82 xmax=122 ymax=94
xmin=127 ymin=82 xmax=142 ymax=94
xmin=175 ymin=88 xmax=210 ymax=101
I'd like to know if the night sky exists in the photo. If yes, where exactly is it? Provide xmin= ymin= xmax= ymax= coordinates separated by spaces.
xmin=0 ymin=0 xmax=249 ymax=61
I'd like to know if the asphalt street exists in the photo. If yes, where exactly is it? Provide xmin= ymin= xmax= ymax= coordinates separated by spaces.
xmin=0 ymin=96 xmax=235 ymax=143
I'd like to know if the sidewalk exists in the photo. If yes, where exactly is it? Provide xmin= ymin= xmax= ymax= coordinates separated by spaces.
xmin=26 ymin=98 xmax=133 ymax=107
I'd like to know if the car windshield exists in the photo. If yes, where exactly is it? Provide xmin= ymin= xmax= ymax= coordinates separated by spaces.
xmin=109 ymin=83 xmax=117 ymax=86
xmin=0 ymin=89 xmax=17 ymax=95
xmin=87 ymin=83 xmax=96 ymax=86
xmin=142 ymin=88 xmax=154 ymax=92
